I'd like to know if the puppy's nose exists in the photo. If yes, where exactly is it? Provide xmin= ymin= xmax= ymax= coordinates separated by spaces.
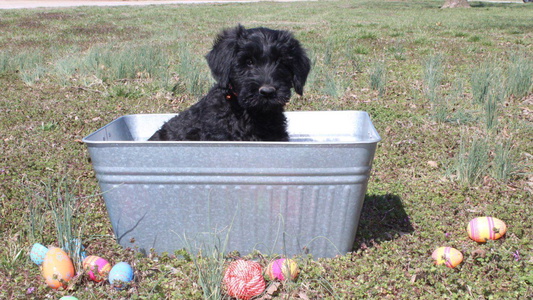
xmin=259 ymin=85 xmax=276 ymax=97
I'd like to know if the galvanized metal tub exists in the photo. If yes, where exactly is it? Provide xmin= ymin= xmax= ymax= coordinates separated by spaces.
xmin=83 ymin=111 xmax=381 ymax=258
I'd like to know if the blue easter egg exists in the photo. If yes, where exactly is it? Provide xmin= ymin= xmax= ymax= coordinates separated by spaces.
xmin=29 ymin=243 xmax=49 ymax=265
xmin=59 ymin=296 xmax=79 ymax=300
xmin=108 ymin=262 xmax=134 ymax=289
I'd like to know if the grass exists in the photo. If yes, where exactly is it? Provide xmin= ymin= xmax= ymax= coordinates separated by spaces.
xmin=492 ymin=140 xmax=517 ymax=182
xmin=506 ymin=53 xmax=533 ymax=99
xmin=423 ymin=54 xmax=443 ymax=104
xmin=369 ymin=61 xmax=387 ymax=97
xmin=0 ymin=0 xmax=532 ymax=299
xmin=452 ymin=136 xmax=491 ymax=186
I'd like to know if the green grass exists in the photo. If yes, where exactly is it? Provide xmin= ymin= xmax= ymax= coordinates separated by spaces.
xmin=369 ymin=61 xmax=387 ymax=96
xmin=0 ymin=0 xmax=532 ymax=299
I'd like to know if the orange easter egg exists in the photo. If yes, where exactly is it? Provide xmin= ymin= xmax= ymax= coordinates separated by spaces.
xmin=467 ymin=217 xmax=507 ymax=243
xmin=41 ymin=247 xmax=75 ymax=289
xmin=431 ymin=247 xmax=463 ymax=268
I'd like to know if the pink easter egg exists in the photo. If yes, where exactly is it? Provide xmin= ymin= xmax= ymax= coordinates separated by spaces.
xmin=83 ymin=255 xmax=111 ymax=282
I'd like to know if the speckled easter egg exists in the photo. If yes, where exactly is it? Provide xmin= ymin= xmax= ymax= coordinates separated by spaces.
xmin=30 ymin=243 xmax=49 ymax=265
xmin=467 ymin=217 xmax=507 ymax=243
xmin=108 ymin=262 xmax=134 ymax=289
xmin=83 ymin=255 xmax=111 ymax=282
xmin=431 ymin=247 xmax=463 ymax=268
xmin=41 ymin=247 xmax=75 ymax=289
xmin=265 ymin=258 xmax=299 ymax=281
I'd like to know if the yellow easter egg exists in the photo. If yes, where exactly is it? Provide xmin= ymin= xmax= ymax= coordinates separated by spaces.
xmin=431 ymin=247 xmax=463 ymax=268
xmin=467 ymin=217 xmax=507 ymax=243
xmin=83 ymin=255 xmax=111 ymax=282
xmin=41 ymin=247 xmax=75 ymax=289
xmin=265 ymin=258 xmax=299 ymax=281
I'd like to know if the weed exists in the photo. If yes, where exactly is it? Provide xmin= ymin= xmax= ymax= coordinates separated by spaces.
xmin=468 ymin=35 xmax=482 ymax=42
xmin=471 ymin=62 xmax=500 ymax=105
xmin=431 ymin=97 xmax=449 ymax=123
xmin=344 ymin=43 xmax=366 ymax=73
xmin=175 ymin=43 xmax=210 ymax=97
xmin=484 ymin=87 xmax=503 ymax=131
xmin=33 ymin=177 xmax=87 ymax=269
xmin=446 ymin=110 xmax=477 ymax=125
xmin=453 ymin=136 xmax=490 ymax=186
xmin=506 ymin=54 xmax=533 ymax=99
xmin=324 ymin=41 xmax=334 ymax=66
xmin=388 ymin=42 xmax=406 ymax=61
xmin=492 ymin=140 xmax=517 ymax=182
xmin=81 ymin=44 xmax=169 ymax=84
xmin=0 ymin=51 xmax=11 ymax=74
xmin=109 ymin=83 xmax=144 ymax=99
xmin=352 ymin=45 xmax=370 ymax=55
xmin=358 ymin=31 xmax=377 ymax=40
xmin=28 ymin=198 xmax=48 ymax=245
xmin=369 ymin=61 xmax=387 ymax=96
xmin=182 ymin=232 xmax=229 ymax=300
xmin=423 ymin=54 xmax=443 ymax=104
xmin=40 ymin=121 xmax=58 ymax=131
xmin=54 ymin=55 xmax=81 ymax=86
xmin=323 ymin=72 xmax=341 ymax=98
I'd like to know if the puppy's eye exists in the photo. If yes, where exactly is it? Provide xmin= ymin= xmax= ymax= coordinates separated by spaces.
xmin=246 ymin=59 xmax=254 ymax=66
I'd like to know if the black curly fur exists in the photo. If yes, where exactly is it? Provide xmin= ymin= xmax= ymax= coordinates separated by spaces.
xmin=149 ymin=25 xmax=311 ymax=141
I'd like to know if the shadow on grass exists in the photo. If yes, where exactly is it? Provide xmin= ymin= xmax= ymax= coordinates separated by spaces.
xmin=353 ymin=194 xmax=414 ymax=250
xmin=470 ymin=2 xmax=527 ymax=8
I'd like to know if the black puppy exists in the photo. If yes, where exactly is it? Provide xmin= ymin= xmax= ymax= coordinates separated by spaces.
xmin=149 ymin=25 xmax=311 ymax=141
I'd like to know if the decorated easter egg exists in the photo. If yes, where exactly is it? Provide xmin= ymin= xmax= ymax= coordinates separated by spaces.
xmin=223 ymin=260 xmax=265 ymax=300
xmin=108 ymin=262 xmax=134 ymax=289
xmin=467 ymin=217 xmax=507 ymax=243
xmin=41 ymin=247 xmax=75 ymax=289
xmin=265 ymin=258 xmax=299 ymax=281
xmin=83 ymin=255 xmax=111 ymax=282
xmin=59 ymin=296 xmax=79 ymax=300
xmin=432 ymin=247 xmax=463 ymax=268
xmin=30 ymin=243 xmax=49 ymax=265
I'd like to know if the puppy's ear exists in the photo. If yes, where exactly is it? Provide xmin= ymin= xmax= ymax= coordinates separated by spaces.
xmin=288 ymin=39 xmax=311 ymax=96
xmin=205 ymin=25 xmax=245 ymax=87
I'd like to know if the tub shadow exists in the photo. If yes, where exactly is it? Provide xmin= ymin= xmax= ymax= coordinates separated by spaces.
xmin=353 ymin=194 xmax=414 ymax=250
xmin=470 ymin=2 xmax=524 ymax=8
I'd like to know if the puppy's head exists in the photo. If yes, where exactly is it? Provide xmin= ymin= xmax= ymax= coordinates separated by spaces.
xmin=206 ymin=25 xmax=311 ymax=111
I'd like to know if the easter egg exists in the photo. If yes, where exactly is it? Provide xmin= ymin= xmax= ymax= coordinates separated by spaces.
xmin=59 ymin=297 xmax=79 ymax=300
xmin=30 ymin=243 xmax=49 ymax=265
xmin=223 ymin=260 xmax=265 ymax=300
xmin=108 ymin=262 xmax=134 ymax=289
xmin=83 ymin=255 xmax=111 ymax=282
xmin=265 ymin=258 xmax=299 ymax=281
xmin=41 ymin=247 xmax=75 ymax=289
xmin=432 ymin=247 xmax=463 ymax=268
xmin=467 ymin=217 xmax=507 ymax=243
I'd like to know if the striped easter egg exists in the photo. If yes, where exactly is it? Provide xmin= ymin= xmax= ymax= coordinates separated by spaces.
xmin=467 ymin=217 xmax=507 ymax=243
xmin=83 ymin=255 xmax=111 ymax=282
xmin=431 ymin=247 xmax=463 ymax=268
